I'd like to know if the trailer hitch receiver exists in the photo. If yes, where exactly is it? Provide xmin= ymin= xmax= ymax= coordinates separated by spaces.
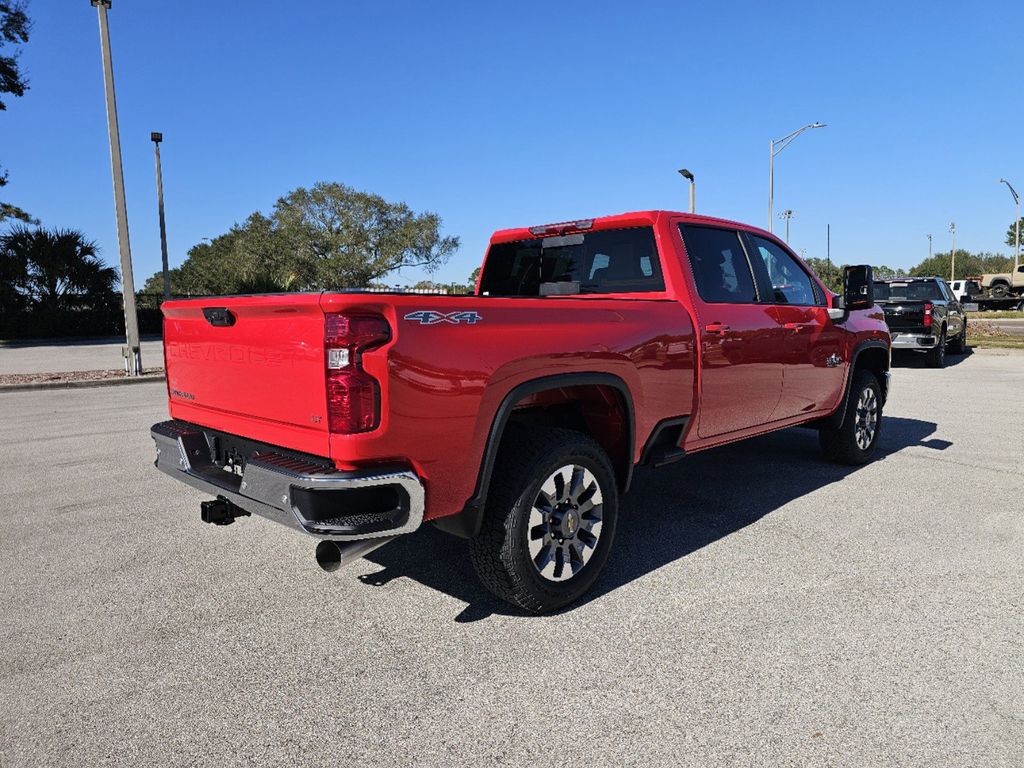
xmin=200 ymin=496 xmax=251 ymax=526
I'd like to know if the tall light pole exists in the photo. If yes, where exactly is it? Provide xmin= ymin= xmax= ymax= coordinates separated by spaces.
xmin=677 ymin=168 xmax=695 ymax=213
xmin=90 ymin=0 xmax=141 ymax=375
xmin=778 ymin=209 xmax=795 ymax=243
xmin=949 ymin=222 xmax=957 ymax=281
xmin=999 ymin=178 xmax=1020 ymax=274
xmin=152 ymin=132 xmax=170 ymax=301
xmin=927 ymin=233 xmax=933 ymax=261
xmin=769 ymin=122 xmax=826 ymax=233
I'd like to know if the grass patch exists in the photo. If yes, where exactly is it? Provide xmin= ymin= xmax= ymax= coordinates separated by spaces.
xmin=965 ymin=310 xmax=1024 ymax=319
xmin=968 ymin=337 xmax=1024 ymax=350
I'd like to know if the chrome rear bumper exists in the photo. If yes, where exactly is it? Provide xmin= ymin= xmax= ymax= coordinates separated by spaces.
xmin=151 ymin=420 xmax=424 ymax=541
xmin=890 ymin=332 xmax=938 ymax=349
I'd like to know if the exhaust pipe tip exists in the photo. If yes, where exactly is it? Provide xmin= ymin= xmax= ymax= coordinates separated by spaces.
xmin=315 ymin=540 xmax=343 ymax=572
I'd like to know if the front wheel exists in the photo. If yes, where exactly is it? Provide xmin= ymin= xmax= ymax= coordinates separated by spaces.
xmin=989 ymin=283 xmax=1009 ymax=299
xmin=469 ymin=427 xmax=618 ymax=613
xmin=820 ymin=369 xmax=883 ymax=465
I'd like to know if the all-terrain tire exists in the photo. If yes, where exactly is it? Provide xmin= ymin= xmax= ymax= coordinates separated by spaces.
xmin=469 ymin=426 xmax=618 ymax=613
xmin=820 ymin=369 xmax=884 ymax=465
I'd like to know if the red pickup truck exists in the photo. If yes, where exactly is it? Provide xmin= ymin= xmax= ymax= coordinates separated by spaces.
xmin=152 ymin=210 xmax=890 ymax=612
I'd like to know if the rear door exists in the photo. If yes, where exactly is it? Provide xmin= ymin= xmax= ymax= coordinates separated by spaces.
xmin=162 ymin=293 xmax=331 ymax=455
xmin=678 ymin=224 xmax=783 ymax=438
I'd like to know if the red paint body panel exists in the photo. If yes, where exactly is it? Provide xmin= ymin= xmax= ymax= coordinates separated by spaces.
xmin=159 ymin=210 xmax=889 ymax=524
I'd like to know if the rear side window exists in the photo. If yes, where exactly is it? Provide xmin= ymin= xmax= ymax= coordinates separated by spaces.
xmin=749 ymin=235 xmax=818 ymax=306
xmin=876 ymin=281 xmax=944 ymax=301
xmin=478 ymin=227 xmax=663 ymax=296
xmin=679 ymin=225 xmax=757 ymax=304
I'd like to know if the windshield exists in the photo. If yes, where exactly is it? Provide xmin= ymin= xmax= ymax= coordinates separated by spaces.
xmin=479 ymin=226 xmax=664 ymax=296
xmin=873 ymin=281 xmax=943 ymax=301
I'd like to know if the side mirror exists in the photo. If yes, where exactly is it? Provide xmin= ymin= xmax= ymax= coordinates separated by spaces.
xmin=844 ymin=265 xmax=874 ymax=311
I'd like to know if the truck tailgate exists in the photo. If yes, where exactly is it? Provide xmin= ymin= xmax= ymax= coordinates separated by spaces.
xmin=162 ymin=294 xmax=330 ymax=456
xmin=879 ymin=301 xmax=928 ymax=332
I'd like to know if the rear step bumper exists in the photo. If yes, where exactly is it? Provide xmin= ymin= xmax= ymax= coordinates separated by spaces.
xmin=890 ymin=332 xmax=938 ymax=349
xmin=151 ymin=420 xmax=424 ymax=541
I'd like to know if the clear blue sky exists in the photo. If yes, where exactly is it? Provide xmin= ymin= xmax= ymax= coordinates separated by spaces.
xmin=4 ymin=0 xmax=1023 ymax=288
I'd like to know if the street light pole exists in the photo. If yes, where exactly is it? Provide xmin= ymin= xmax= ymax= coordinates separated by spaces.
xmin=769 ymin=122 xmax=826 ymax=233
xmin=949 ymin=222 xmax=956 ymax=282
xmin=677 ymin=168 xmax=695 ymax=213
xmin=152 ymin=132 xmax=170 ymax=301
xmin=90 ymin=0 xmax=141 ymax=375
xmin=779 ymin=209 xmax=794 ymax=243
xmin=999 ymin=178 xmax=1020 ymax=274
xmin=927 ymin=233 xmax=932 ymax=261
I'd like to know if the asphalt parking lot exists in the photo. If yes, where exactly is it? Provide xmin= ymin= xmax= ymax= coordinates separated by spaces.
xmin=1 ymin=349 xmax=1021 ymax=767
xmin=0 ymin=338 xmax=165 ymax=375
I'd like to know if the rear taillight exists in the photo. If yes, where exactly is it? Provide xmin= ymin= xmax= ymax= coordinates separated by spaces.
xmin=324 ymin=314 xmax=390 ymax=433
xmin=923 ymin=302 xmax=933 ymax=328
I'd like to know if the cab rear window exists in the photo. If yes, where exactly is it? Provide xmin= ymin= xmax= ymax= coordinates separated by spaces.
xmin=479 ymin=227 xmax=664 ymax=296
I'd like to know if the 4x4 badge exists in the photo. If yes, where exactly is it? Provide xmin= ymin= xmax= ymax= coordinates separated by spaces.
xmin=404 ymin=310 xmax=482 ymax=325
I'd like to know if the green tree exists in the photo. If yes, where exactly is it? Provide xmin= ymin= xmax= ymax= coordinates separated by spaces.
xmin=1005 ymin=217 xmax=1024 ymax=249
xmin=467 ymin=265 xmax=481 ymax=290
xmin=144 ymin=182 xmax=459 ymax=295
xmin=908 ymin=250 xmax=1012 ymax=280
xmin=0 ymin=226 xmax=117 ymax=312
xmin=804 ymin=257 xmax=842 ymax=292
xmin=0 ymin=1 xmax=34 ymax=225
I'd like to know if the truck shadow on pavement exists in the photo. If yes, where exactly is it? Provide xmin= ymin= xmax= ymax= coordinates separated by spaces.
xmin=359 ymin=416 xmax=941 ymax=622
xmin=892 ymin=349 xmax=972 ymax=367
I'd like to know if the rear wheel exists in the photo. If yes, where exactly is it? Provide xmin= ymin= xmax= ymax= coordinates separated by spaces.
xmin=926 ymin=328 xmax=946 ymax=367
xmin=948 ymin=321 xmax=967 ymax=354
xmin=989 ymin=282 xmax=1010 ymax=299
xmin=470 ymin=427 xmax=618 ymax=613
xmin=820 ymin=369 xmax=883 ymax=465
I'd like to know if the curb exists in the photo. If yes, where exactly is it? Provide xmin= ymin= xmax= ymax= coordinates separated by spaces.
xmin=0 ymin=374 xmax=166 ymax=394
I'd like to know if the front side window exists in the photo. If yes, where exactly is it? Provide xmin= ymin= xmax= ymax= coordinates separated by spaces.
xmin=478 ymin=227 xmax=663 ymax=296
xmin=679 ymin=225 xmax=757 ymax=304
xmin=749 ymin=236 xmax=817 ymax=306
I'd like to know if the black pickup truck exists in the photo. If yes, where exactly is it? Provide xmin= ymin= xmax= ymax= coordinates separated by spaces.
xmin=874 ymin=277 xmax=966 ymax=368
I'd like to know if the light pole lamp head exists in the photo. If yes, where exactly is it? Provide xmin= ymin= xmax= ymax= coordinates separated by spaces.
xmin=810 ymin=122 xmax=826 ymax=129
xmin=677 ymin=168 xmax=694 ymax=181
xmin=151 ymin=131 xmax=163 ymax=144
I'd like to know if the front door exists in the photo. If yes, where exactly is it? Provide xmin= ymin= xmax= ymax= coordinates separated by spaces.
xmin=745 ymin=233 xmax=845 ymax=419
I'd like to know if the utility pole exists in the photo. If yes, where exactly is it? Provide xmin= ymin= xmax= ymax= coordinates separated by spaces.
xmin=999 ymin=179 xmax=1020 ymax=274
xmin=779 ymin=209 xmax=794 ymax=243
xmin=91 ymin=0 xmax=141 ymax=375
xmin=827 ymin=224 xmax=831 ymax=266
xmin=949 ymin=222 xmax=956 ymax=282
xmin=677 ymin=168 xmax=695 ymax=213
xmin=152 ymin=132 xmax=170 ymax=301
xmin=927 ymin=233 xmax=932 ymax=261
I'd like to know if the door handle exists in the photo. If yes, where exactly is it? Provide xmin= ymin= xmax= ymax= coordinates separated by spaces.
xmin=704 ymin=323 xmax=730 ymax=335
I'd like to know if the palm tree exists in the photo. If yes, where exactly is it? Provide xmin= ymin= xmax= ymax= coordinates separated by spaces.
xmin=0 ymin=226 xmax=118 ymax=313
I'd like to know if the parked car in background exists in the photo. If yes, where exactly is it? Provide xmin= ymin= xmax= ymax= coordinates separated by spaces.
xmin=953 ymin=276 xmax=1024 ymax=312
xmin=949 ymin=279 xmax=982 ymax=303
xmin=980 ymin=265 xmax=1024 ymax=299
xmin=875 ymin=276 xmax=966 ymax=367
